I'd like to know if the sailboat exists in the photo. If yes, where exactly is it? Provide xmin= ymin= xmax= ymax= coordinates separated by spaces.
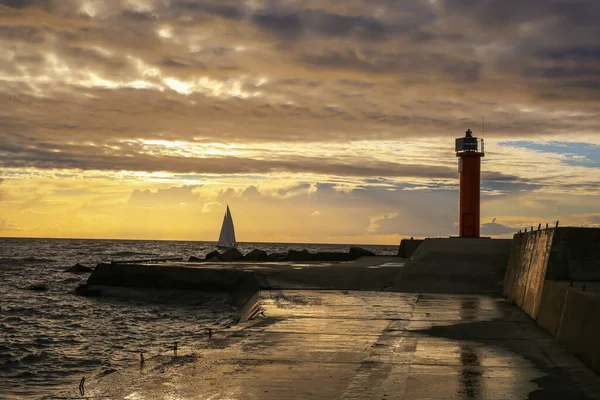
xmin=217 ymin=205 xmax=237 ymax=250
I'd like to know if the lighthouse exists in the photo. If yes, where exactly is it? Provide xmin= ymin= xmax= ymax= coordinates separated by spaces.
xmin=455 ymin=129 xmax=484 ymax=237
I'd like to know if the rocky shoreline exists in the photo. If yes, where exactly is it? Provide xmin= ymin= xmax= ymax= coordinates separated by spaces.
xmin=187 ymin=246 xmax=377 ymax=263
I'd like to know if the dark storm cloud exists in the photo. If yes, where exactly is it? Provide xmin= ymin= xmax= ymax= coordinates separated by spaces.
xmin=1 ymin=0 xmax=600 ymax=182
xmin=536 ymin=45 xmax=600 ymax=62
xmin=0 ymin=137 xmax=483 ymax=179
xmin=436 ymin=0 xmax=600 ymax=92
xmin=169 ymin=1 xmax=432 ymax=41
xmin=252 ymin=13 xmax=303 ymax=39
xmin=0 ymin=0 xmax=35 ymax=9
xmin=173 ymin=1 xmax=244 ymax=20
xmin=0 ymin=131 xmax=524 ymax=181
xmin=120 ymin=9 xmax=158 ymax=21
xmin=0 ymin=25 xmax=44 ymax=42
xmin=439 ymin=0 xmax=600 ymax=30
xmin=297 ymin=48 xmax=483 ymax=81
xmin=250 ymin=9 xmax=397 ymax=41
xmin=524 ymin=66 xmax=600 ymax=79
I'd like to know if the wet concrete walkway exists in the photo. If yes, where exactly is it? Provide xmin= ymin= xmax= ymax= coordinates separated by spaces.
xmin=82 ymin=290 xmax=600 ymax=399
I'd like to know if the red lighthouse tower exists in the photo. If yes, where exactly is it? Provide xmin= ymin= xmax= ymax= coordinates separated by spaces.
xmin=455 ymin=129 xmax=484 ymax=237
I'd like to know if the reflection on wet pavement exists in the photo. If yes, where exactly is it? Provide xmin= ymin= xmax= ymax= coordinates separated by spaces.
xmin=458 ymin=298 xmax=482 ymax=398
xmin=80 ymin=291 xmax=600 ymax=399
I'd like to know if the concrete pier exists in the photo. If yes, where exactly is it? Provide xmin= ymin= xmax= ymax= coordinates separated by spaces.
xmin=65 ymin=237 xmax=600 ymax=399
xmin=78 ymin=289 xmax=600 ymax=399
xmin=504 ymin=227 xmax=600 ymax=376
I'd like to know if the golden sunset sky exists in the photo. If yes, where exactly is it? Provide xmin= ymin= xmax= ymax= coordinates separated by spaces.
xmin=0 ymin=0 xmax=599 ymax=244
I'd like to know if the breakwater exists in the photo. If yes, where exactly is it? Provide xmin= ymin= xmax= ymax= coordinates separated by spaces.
xmin=504 ymin=227 xmax=600 ymax=375
xmin=53 ymin=231 xmax=600 ymax=399
xmin=63 ymin=235 xmax=600 ymax=399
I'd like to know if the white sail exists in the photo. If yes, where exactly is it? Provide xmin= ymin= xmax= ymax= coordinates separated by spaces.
xmin=217 ymin=205 xmax=237 ymax=248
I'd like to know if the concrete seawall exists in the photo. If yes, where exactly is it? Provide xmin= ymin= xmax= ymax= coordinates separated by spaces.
xmin=537 ymin=281 xmax=600 ymax=375
xmin=503 ymin=227 xmax=600 ymax=376
xmin=87 ymin=257 xmax=403 ymax=292
xmin=547 ymin=228 xmax=600 ymax=280
xmin=394 ymin=238 xmax=512 ymax=294
xmin=84 ymin=257 xmax=404 ymax=321
xmin=88 ymin=262 xmax=254 ymax=291
xmin=503 ymin=228 xmax=555 ymax=319
xmin=504 ymin=227 xmax=600 ymax=320
xmin=396 ymin=238 xmax=423 ymax=258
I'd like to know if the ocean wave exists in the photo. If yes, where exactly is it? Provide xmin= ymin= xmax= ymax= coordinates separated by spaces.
xmin=21 ymin=257 xmax=57 ymax=263
xmin=1 ymin=351 xmax=50 ymax=369
xmin=9 ymin=307 xmax=43 ymax=317
xmin=109 ymin=251 xmax=159 ymax=257
xmin=1 ymin=316 xmax=22 ymax=323
xmin=0 ymin=323 xmax=18 ymax=333
xmin=20 ymin=351 xmax=52 ymax=364
xmin=1 ymin=358 xmax=21 ymax=370
xmin=0 ymin=258 xmax=25 ymax=266
xmin=0 ymin=238 xmax=399 ymax=398
xmin=14 ymin=371 xmax=35 ymax=378
xmin=34 ymin=337 xmax=56 ymax=345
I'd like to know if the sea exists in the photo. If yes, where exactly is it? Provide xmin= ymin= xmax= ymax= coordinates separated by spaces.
xmin=0 ymin=238 xmax=397 ymax=399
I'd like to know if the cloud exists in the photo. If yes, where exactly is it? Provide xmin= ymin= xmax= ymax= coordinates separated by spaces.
xmin=480 ymin=220 xmax=518 ymax=236
xmin=0 ymin=0 xmax=599 ymax=146
xmin=201 ymin=201 xmax=221 ymax=213
xmin=128 ymin=186 xmax=199 ymax=205
xmin=1 ymin=0 xmax=38 ymax=9
xmin=367 ymin=213 xmax=399 ymax=233
xmin=1 ymin=0 xmax=600 ymax=241
xmin=217 ymin=185 xmax=263 ymax=201
xmin=276 ymin=183 xmax=312 ymax=197
xmin=298 ymin=48 xmax=483 ymax=82
xmin=0 ymin=217 xmax=14 ymax=231
xmin=0 ymin=135 xmax=521 ymax=180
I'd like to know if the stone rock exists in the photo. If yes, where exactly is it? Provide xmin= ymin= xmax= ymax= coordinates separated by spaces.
xmin=204 ymin=250 xmax=221 ymax=261
xmin=188 ymin=256 xmax=204 ymax=262
xmin=267 ymin=252 xmax=287 ymax=261
xmin=75 ymin=284 xmax=101 ymax=297
xmin=205 ymin=256 xmax=221 ymax=262
xmin=65 ymin=263 xmax=94 ymax=273
xmin=27 ymin=284 xmax=48 ymax=291
xmin=349 ymin=247 xmax=376 ymax=258
xmin=244 ymin=249 xmax=269 ymax=261
xmin=285 ymin=249 xmax=313 ymax=261
xmin=219 ymin=248 xmax=244 ymax=262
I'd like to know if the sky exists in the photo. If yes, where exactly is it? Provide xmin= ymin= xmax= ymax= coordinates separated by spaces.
xmin=0 ymin=0 xmax=599 ymax=244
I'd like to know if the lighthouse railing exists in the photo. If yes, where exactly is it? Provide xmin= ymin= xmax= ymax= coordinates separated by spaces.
xmin=455 ymin=137 xmax=485 ymax=154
